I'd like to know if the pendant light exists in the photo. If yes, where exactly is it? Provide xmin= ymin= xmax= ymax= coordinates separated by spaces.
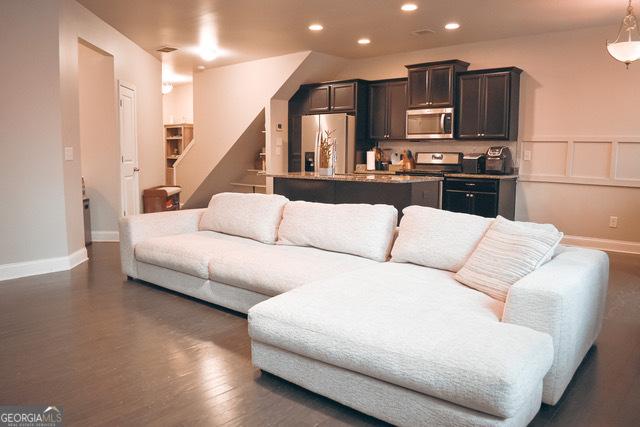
xmin=607 ymin=0 xmax=640 ymax=68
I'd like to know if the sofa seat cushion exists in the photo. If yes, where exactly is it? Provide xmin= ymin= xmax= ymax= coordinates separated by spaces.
xmin=249 ymin=262 xmax=554 ymax=418
xmin=135 ymin=231 xmax=261 ymax=279
xmin=208 ymin=244 xmax=376 ymax=297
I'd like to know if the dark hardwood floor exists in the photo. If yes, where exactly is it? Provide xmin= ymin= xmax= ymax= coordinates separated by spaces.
xmin=0 ymin=243 xmax=638 ymax=426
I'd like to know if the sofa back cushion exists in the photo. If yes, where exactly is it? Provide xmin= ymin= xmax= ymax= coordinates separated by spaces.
xmin=277 ymin=201 xmax=398 ymax=262
xmin=391 ymin=206 xmax=492 ymax=272
xmin=199 ymin=192 xmax=288 ymax=244
xmin=454 ymin=216 xmax=564 ymax=302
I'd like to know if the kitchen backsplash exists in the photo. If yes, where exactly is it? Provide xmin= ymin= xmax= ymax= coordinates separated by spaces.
xmin=377 ymin=140 xmax=519 ymax=167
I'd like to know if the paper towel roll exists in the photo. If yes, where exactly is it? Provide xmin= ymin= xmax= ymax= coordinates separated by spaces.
xmin=366 ymin=151 xmax=376 ymax=170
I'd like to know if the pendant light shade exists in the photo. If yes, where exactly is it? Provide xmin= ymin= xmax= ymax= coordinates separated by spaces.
xmin=607 ymin=1 xmax=640 ymax=67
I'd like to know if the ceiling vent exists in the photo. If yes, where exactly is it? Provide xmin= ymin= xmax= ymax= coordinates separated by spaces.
xmin=156 ymin=46 xmax=178 ymax=53
xmin=411 ymin=28 xmax=435 ymax=36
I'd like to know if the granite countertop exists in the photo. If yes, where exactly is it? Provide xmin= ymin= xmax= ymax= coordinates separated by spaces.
xmin=269 ymin=172 xmax=442 ymax=183
xmin=445 ymin=173 xmax=519 ymax=180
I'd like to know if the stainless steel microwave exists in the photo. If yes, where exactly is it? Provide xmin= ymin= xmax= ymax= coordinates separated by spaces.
xmin=406 ymin=107 xmax=454 ymax=139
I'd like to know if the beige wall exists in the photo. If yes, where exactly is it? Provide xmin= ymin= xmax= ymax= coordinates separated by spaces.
xmin=163 ymin=83 xmax=193 ymax=124
xmin=178 ymin=51 xmax=311 ymax=201
xmin=78 ymin=41 xmax=120 ymax=239
xmin=336 ymin=25 xmax=640 ymax=244
xmin=58 ymin=0 xmax=163 ymax=251
xmin=1 ymin=0 xmax=162 ymax=271
xmin=0 ymin=0 xmax=70 ymax=264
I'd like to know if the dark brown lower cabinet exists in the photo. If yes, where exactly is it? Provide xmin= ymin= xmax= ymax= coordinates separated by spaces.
xmin=273 ymin=177 xmax=440 ymax=221
xmin=443 ymin=177 xmax=516 ymax=219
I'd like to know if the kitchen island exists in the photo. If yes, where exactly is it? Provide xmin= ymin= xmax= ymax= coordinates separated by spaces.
xmin=271 ymin=173 xmax=441 ymax=218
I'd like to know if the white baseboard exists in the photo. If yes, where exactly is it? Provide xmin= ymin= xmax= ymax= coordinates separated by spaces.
xmin=562 ymin=235 xmax=640 ymax=254
xmin=0 ymin=247 xmax=89 ymax=282
xmin=91 ymin=230 xmax=119 ymax=242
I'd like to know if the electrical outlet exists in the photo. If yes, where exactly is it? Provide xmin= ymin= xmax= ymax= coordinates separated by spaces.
xmin=523 ymin=150 xmax=532 ymax=161
xmin=64 ymin=147 xmax=74 ymax=161
xmin=609 ymin=216 xmax=618 ymax=228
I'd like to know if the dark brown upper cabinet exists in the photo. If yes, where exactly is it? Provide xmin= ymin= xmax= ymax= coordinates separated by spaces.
xmin=330 ymin=83 xmax=356 ymax=111
xmin=405 ymin=60 xmax=469 ymax=109
xmin=369 ymin=79 xmax=407 ymax=140
xmin=456 ymin=67 xmax=522 ymax=141
xmin=307 ymin=85 xmax=331 ymax=113
xmin=306 ymin=82 xmax=356 ymax=113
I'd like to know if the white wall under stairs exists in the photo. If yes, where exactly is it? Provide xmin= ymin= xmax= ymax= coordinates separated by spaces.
xmin=176 ymin=50 xmax=346 ymax=205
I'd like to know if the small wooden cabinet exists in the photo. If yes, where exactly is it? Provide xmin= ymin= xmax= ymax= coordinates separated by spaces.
xmin=443 ymin=177 xmax=516 ymax=219
xmin=369 ymin=79 xmax=407 ymax=140
xmin=406 ymin=60 xmax=469 ymax=109
xmin=306 ymin=82 xmax=356 ymax=113
xmin=456 ymin=67 xmax=522 ymax=141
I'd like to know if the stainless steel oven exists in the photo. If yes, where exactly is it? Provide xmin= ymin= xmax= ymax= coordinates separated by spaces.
xmin=406 ymin=107 xmax=453 ymax=139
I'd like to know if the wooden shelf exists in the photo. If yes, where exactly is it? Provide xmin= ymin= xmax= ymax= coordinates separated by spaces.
xmin=163 ymin=124 xmax=193 ymax=185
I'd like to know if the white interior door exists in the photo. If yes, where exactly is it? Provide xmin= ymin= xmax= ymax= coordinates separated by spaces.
xmin=118 ymin=82 xmax=140 ymax=216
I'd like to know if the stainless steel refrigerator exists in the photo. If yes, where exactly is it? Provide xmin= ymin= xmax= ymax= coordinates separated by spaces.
xmin=301 ymin=114 xmax=356 ymax=174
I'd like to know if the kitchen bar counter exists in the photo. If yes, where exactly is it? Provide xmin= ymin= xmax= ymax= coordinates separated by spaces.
xmin=269 ymin=172 xmax=442 ymax=183
xmin=272 ymin=173 xmax=441 ymax=219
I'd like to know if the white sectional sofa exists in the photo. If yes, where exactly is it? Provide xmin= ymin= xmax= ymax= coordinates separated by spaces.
xmin=119 ymin=193 xmax=609 ymax=427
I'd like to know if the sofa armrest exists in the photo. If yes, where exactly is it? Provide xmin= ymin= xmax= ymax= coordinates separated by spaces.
xmin=118 ymin=208 xmax=206 ymax=278
xmin=502 ymin=246 xmax=609 ymax=405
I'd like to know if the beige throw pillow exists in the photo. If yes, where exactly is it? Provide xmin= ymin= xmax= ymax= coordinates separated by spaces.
xmin=455 ymin=216 xmax=563 ymax=302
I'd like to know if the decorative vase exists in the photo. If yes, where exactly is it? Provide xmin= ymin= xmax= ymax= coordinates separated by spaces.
xmin=317 ymin=134 xmax=336 ymax=176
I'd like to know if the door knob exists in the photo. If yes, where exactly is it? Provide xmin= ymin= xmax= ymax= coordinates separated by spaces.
xmin=133 ymin=167 xmax=140 ymax=172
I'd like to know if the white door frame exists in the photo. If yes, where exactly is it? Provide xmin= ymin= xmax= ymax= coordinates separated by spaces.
xmin=118 ymin=80 xmax=140 ymax=216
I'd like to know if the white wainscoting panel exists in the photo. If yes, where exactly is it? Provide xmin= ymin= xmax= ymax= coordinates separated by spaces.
xmin=616 ymin=141 xmax=640 ymax=181
xmin=520 ymin=137 xmax=640 ymax=188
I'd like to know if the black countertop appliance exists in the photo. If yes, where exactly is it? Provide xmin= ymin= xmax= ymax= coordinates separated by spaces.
xmin=485 ymin=146 xmax=513 ymax=175
xmin=462 ymin=153 xmax=486 ymax=174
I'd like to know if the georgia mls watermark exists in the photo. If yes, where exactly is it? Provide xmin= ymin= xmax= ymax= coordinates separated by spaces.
xmin=0 ymin=406 xmax=63 ymax=427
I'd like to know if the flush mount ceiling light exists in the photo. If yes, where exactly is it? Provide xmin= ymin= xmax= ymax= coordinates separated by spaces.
xmin=607 ymin=0 xmax=640 ymax=68
xmin=358 ymin=38 xmax=371 ymax=45
xmin=308 ymin=24 xmax=323 ymax=31
xmin=161 ymin=83 xmax=173 ymax=95
xmin=197 ymin=65 xmax=205 ymax=70
xmin=444 ymin=22 xmax=460 ymax=30
xmin=199 ymin=47 xmax=218 ymax=61
xmin=401 ymin=3 xmax=418 ymax=12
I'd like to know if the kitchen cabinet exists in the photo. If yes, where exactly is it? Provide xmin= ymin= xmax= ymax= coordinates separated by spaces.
xmin=306 ymin=82 xmax=356 ymax=113
xmin=406 ymin=60 xmax=469 ymax=109
xmin=307 ymin=85 xmax=331 ymax=113
xmin=443 ymin=177 xmax=516 ymax=219
xmin=368 ymin=79 xmax=407 ymax=140
xmin=456 ymin=67 xmax=522 ymax=141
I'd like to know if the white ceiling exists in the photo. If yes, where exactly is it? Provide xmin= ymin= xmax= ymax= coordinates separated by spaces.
xmin=77 ymin=0 xmax=625 ymax=84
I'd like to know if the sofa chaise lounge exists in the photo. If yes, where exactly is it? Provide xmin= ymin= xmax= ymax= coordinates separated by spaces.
xmin=119 ymin=193 xmax=609 ymax=426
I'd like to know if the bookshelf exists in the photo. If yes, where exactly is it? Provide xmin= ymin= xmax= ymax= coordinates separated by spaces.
xmin=164 ymin=124 xmax=193 ymax=185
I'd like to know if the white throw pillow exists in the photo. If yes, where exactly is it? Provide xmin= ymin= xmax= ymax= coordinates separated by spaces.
xmin=199 ymin=192 xmax=288 ymax=244
xmin=455 ymin=216 xmax=564 ymax=302
xmin=277 ymin=201 xmax=398 ymax=262
xmin=391 ymin=206 xmax=492 ymax=272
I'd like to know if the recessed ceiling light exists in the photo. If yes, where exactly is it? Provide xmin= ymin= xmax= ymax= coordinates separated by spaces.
xmin=401 ymin=3 xmax=418 ymax=12
xmin=199 ymin=47 xmax=218 ymax=61
xmin=357 ymin=38 xmax=371 ymax=45
xmin=308 ymin=24 xmax=323 ymax=31
xmin=197 ymin=65 xmax=205 ymax=70
xmin=444 ymin=22 xmax=460 ymax=30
